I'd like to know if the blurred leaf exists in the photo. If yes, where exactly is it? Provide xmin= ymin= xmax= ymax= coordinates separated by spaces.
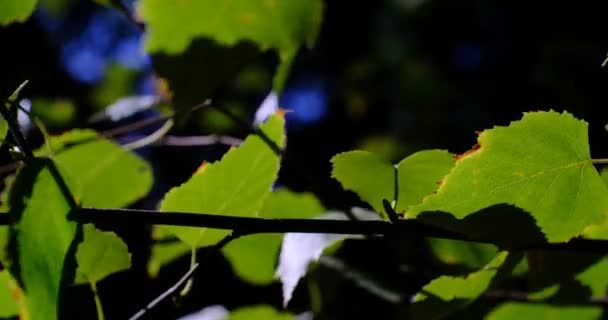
xmin=0 ymin=0 xmax=37 ymax=25
xmin=44 ymin=129 xmax=153 ymax=208
xmin=7 ymin=158 xmax=77 ymax=320
xmin=75 ymin=224 xmax=131 ymax=285
xmin=485 ymin=303 xmax=601 ymax=320
xmin=151 ymin=39 xmax=259 ymax=119
xmin=429 ymin=238 xmax=498 ymax=269
xmin=197 ymin=101 xmax=246 ymax=133
xmin=222 ymin=189 xmax=325 ymax=284
xmin=356 ymin=135 xmax=406 ymax=163
xmin=139 ymin=0 xmax=322 ymax=116
xmin=416 ymin=251 xmax=508 ymax=302
xmin=138 ymin=0 xmax=323 ymax=55
xmin=331 ymin=149 xmax=453 ymax=214
xmin=38 ymin=0 xmax=70 ymax=16
xmin=160 ymin=114 xmax=285 ymax=248
xmin=30 ymin=98 xmax=76 ymax=128
xmin=409 ymin=111 xmax=608 ymax=243
xmin=90 ymin=64 xmax=135 ymax=110
xmin=0 ymin=270 xmax=19 ymax=318
xmin=229 ymin=305 xmax=293 ymax=320
xmin=277 ymin=209 xmax=381 ymax=306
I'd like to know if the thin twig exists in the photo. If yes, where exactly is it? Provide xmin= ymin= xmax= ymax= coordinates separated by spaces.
xmin=154 ymin=135 xmax=243 ymax=147
xmin=128 ymin=263 xmax=200 ymax=320
xmin=210 ymin=104 xmax=283 ymax=155
xmin=128 ymin=231 xmax=241 ymax=320
xmin=100 ymin=114 xmax=170 ymax=139
xmin=124 ymin=119 xmax=174 ymax=150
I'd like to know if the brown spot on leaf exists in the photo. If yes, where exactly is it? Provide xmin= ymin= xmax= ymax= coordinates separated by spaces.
xmin=454 ymin=143 xmax=480 ymax=161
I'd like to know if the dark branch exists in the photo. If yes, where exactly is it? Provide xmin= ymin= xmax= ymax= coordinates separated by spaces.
xmin=0 ymin=97 xmax=33 ymax=161
xmin=154 ymin=134 xmax=242 ymax=147
xmin=29 ymin=207 xmax=605 ymax=252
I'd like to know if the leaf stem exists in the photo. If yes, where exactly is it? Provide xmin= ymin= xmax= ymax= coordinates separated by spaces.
xmin=179 ymin=246 xmax=197 ymax=296
xmin=592 ymin=158 xmax=608 ymax=164
xmin=90 ymin=281 xmax=105 ymax=320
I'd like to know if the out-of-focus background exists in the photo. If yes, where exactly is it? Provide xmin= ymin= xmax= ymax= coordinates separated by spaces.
xmin=2 ymin=0 xmax=608 ymax=318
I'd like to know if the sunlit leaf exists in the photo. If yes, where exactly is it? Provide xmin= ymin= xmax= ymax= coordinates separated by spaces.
xmin=416 ymin=251 xmax=508 ymax=302
xmin=222 ymin=189 xmax=325 ymax=284
xmin=485 ymin=303 xmax=601 ymax=320
xmin=409 ymin=111 xmax=608 ymax=242
xmin=44 ymin=129 xmax=153 ymax=208
xmin=0 ymin=0 xmax=37 ymax=25
xmin=331 ymin=149 xmax=454 ymax=213
xmin=331 ymin=151 xmax=393 ymax=213
xmin=160 ymin=114 xmax=285 ymax=248
xmin=7 ymin=158 xmax=77 ymax=320
xmin=75 ymin=224 xmax=131 ymax=285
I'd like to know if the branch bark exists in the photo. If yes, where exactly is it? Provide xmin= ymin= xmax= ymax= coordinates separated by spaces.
xmin=1 ymin=207 xmax=607 ymax=251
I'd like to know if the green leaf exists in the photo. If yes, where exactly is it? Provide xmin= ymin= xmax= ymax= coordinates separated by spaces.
xmin=416 ymin=251 xmax=508 ymax=302
xmin=331 ymin=151 xmax=394 ymax=213
xmin=485 ymin=303 xmax=601 ymax=320
xmin=7 ymin=158 xmax=78 ymax=320
xmin=409 ymin=111 xmax=608 ymax=242
xmin=222 ymin=189 xmax=325 ymax=284
xmin=45 ymin=129 xmax=153 ymax=208
xmin=0 ymin=270 xmax=19 ymax=318
xmin=331 ymin=149 xmax=454 ymax=214
xmin=229 ymin=305 xmax=293 ymax=320
xmin=75 ymin=224 xmax=131 ymax=285
xmin=138 ymin=0 xmax=323 ymax=55
xmin=395 ymin=150 xmax=455 ymax=212
xmin=0 ymin=0 xmax=37 ymax=25
xmin=576 ymin=257 xmax=608 ymax=298
xmin=160 ymin=114 xmax=285 ymax=248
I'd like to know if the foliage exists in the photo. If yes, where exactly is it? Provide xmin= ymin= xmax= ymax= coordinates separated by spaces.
xmin=1 ymin=1 xmax=608 ymax=320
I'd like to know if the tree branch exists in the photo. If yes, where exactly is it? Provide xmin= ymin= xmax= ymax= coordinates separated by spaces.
xmin=0 ymin=207 xmax=590 ymax=252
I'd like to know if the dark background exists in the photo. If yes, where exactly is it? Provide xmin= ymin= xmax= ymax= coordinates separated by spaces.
xmin=1 ymin=0 xmax=608 ymax=319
